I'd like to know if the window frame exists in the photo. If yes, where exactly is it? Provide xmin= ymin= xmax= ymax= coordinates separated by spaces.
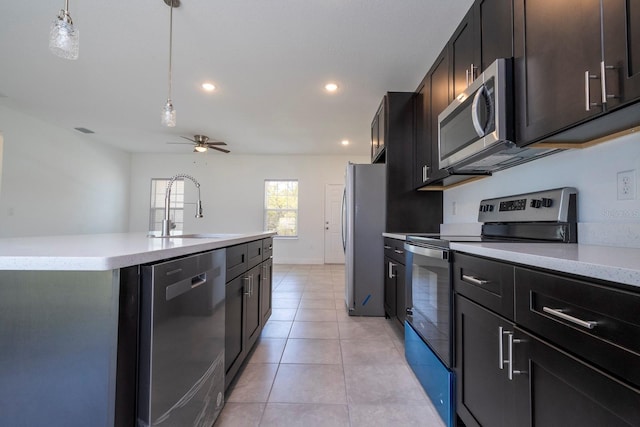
xmin=149 ymin=178 xmax=185 ymax=233
xmin=263 ymin=179 xmax=299 ymax=238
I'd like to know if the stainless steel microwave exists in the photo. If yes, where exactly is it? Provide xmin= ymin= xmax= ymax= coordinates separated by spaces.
xmin=438 ymin=58 xmax=515 ymax=172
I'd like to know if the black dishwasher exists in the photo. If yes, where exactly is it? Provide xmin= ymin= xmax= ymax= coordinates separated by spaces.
xmin=138 ymin=249 xmax=226 ymax=427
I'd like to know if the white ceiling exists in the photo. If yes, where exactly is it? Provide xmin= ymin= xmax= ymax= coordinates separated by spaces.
xmin=0 ymin=0 xmax=473 ymax=156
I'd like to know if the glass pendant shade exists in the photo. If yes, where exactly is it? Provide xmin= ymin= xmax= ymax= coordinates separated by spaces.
xmin=49 ymin=6 xmax=78 ymax=60
xmin=161 ymin=100 xmax=176 ymax=127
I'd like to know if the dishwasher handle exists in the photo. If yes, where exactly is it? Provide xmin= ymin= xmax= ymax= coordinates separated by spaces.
xmin=166 ymin=272 xmax=208 ymax=301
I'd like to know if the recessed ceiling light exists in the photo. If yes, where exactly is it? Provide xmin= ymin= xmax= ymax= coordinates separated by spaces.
xmin=202 ymin=82 xmax=216 ymax=92
xmin=341 ymin=139 xmax=349 ymax=146
xmin=325 ymin=83 xmax=338 ymax=93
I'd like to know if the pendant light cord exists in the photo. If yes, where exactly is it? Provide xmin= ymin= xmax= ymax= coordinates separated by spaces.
xmin=168 ymin=1 xmax=173 ymax=100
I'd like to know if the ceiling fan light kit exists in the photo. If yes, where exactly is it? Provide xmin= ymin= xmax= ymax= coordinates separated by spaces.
xmin=161 ymin=0 xmax=179 ymax=127
xmin=167 ymin=135 xmax=231 ymax=154
xmin=49 ymin=0 xmax=79 ymax=60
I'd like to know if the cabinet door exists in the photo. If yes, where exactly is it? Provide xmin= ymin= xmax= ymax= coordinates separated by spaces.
xmin=513 ymin=328 xmax=640 ymax=426
xmin=429 ymin=48 xmax=451 ymax=180
xmin=225 ymin=275 xmax=245 ymax=376
xmin=514 ymin=0 xmax=603 ymax=144
xmin=475 ymin=0 xmax=514 ymax=71
xmin=602 ymin=0 xmax=640 ymax=109
xmin=383 ymin=256 xmax=397 ymax=318
xmin=456 ymin=295 xmax=516 ymax=427
xmin=260 ymin=258 xmax=273 ymax=326
xmin=451 ymin=8 xmax=478 ymax=98
xmin=414 ymin=80 xmax=432 ymax=187
xmin=395 ymin=262 xmax=406 ymax=327
xmin=245 ymin=265 xmax=262 ymax=351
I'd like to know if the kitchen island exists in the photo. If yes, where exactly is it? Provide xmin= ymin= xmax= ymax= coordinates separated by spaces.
xmin=0 ymin=231 xmax=275 ymax=427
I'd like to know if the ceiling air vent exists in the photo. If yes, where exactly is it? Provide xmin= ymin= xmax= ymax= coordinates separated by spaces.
xmin=74 ymin=127 xmax=95 ymax=134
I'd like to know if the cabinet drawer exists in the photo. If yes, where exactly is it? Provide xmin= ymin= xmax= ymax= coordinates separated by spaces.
xmin=453 ymin=253 xmax=515 ymax=320
xmin=384 ymin=238 xmax=406 ymax=264
xmin=247 ymin=240 xmax=263 ymax=269
xmin=226 ymin=244 xmax=248 ymax=281
xmin=515 ymin=267 xmax=640 ymax=388
xmin=262 ymin=237 xmax=273 ymax=260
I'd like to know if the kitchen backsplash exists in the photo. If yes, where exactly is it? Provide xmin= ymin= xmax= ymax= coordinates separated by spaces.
xmin=443 ymin=130 xmax=640 ymax=247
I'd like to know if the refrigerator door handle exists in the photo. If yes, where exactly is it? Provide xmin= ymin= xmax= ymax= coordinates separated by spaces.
xmin=341 ymin=187 xmax=347 ymax=252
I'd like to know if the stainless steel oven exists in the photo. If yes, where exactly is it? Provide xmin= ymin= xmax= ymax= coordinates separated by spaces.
xmin=404 ymin=241 xmax=453 ymax=367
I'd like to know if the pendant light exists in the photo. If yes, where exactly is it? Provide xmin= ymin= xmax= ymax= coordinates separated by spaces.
xmin=161 ymin=0 xmax=177 ymax=127
xmin=49 ymin=0 xmax=79 ymax=60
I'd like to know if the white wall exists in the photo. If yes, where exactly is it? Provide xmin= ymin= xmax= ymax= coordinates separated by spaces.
xmin=128 ymin=153 xmax=368 ymax=264
xmin=0 ymin=106 xmax=131 ymax=237
xmin=444 ymin=132 xmax=640 ymax=227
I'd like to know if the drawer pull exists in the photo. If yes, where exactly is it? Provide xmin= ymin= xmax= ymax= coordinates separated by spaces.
xmin=462 ymin=274 xmax=489 ymax=286
xmin=394 ymin=249 xmax=404 ymax=255
xmin=384 ymin=245 xmax=392 ymax=249
xmin=542 ymin=307 xmax=597 ymax=330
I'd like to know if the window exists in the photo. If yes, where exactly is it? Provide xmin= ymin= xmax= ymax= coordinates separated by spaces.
xmin=149 ymin=178 xmax=185 ymax=232
xmin=264 ymin=180 xmax=298 ymax=237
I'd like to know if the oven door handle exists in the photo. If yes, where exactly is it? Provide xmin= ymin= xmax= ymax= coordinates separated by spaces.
xmin=404 ymin=243 xmax=447 ymax=260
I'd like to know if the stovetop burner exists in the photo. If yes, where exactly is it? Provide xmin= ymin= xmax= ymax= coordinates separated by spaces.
xmin=408 ymin=187 xmax=578 ymax=247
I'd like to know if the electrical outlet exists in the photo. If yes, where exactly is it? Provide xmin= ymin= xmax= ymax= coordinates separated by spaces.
xmin=617 ymin=170 xmax=636 ymax=200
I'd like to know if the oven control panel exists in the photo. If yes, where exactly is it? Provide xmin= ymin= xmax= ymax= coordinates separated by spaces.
xmin=478 ymin=187 xmax=577 ymax=223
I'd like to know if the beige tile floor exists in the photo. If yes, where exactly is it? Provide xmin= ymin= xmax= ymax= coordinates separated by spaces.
xmin=214 ymin=264 xmax=445 ymax=427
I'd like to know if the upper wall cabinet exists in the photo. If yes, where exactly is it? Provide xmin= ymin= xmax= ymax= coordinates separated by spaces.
xmin=371 ymin=99 xmax=386 ymax=163
xmin=514 ymin=0 xmax=640 ymax=145
xmin=374 ymin=92 xmax=443 ymax=233
xmin=451 ymin=0 xmax=514 ymax=98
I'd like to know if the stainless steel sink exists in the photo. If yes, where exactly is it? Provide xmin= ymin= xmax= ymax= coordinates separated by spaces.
xmin=148 ymin=233 xmax=243 ymax=239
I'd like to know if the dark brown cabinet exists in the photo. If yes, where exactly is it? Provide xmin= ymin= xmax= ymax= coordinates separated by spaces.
xmin=371 ymin=99 xmax=386 ymax=163
xmin=451 ymin=0 xmax=514 ymax=99
xmin=373 ymin=92 xmax=442 ymax=233
xmin=261 ymin=255 xmax=273 ymax=326
xmin=382 ymin=237 xmax=407 ymax=330
xmin=224 ymin=237 xmax=273 ymax=389
xmin=414 ymin=47 xmax=450 ymax=188
xmin=450 ymin=9 xmax=478 ymax=99
xmin=456 ymin=295 xmax=517 ymax=427
xmin=514 ymin=0 xmax=640 ymax=145
xmin=454 ymin=252 xmax=640 ymax=427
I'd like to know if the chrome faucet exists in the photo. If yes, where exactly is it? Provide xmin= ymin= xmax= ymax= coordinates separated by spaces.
xmin=161 ymin=173 xmax=203 ymax=237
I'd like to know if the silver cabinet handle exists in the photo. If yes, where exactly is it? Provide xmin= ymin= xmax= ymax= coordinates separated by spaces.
xmin=393 ymin=249 xmax=404 ymax=255
xmin=584 ymin=71 xmax=600 ymax=111
xmin=507 ymin=333 xmax=526 ymax=380
xmin=384 ymin=245 xmax=392 ymax=250
xmin=470 ymin=63 xmax=477 ymax=82
xmin=465 ymin=68 xmax=470 ymax=88
xmin=422 ymin=165 xmax=430 ymax=182
xmin=542 ymin=307 xmax=597 ymax=329
xmin=498 ymin=326 xmax=509 ymax=370
xmin=388 ymin=261 xmax=397 ymax=279
xmin=243 ymin=276 xmax=251 ymax=295
xmin=600 ymin=60 xmax=618 ymax=104
xmin=462 ymin=274 xmax=489 ymax=286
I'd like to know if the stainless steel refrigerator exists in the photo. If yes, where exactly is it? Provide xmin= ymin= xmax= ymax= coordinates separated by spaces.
xmin=342 ymin=162 xmax=386 ymax=316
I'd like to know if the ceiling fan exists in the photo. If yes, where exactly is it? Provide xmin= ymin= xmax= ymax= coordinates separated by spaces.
xmin=167 ymin=135 xmax=230 ymax=153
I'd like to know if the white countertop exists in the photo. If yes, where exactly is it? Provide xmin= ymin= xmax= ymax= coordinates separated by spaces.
xmin=0 ymin=231 xmax=276 ymax=271
xmin=450 ymin=242 xmax=640 ymax=288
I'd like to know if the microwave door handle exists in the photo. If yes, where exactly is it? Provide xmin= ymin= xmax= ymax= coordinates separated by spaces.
xmin=471 ymin=85 xmax=486 ymax=137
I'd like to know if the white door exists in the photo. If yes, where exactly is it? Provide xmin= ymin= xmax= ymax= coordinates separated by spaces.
xmin=324 ymin=183 xmax=345 ymax=264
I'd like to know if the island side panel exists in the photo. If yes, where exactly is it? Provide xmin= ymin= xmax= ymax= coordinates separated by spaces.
xmin=0 ymin=270 xmax=120 ymax=427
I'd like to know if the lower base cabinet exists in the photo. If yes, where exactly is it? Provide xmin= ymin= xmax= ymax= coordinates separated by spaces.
xmin=224 ymin=238 xmax=273 ymax=389
xmin=455 ymin=254 xmax=640 ymax=427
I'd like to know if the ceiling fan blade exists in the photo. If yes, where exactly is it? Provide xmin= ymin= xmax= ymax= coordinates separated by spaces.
xmin=206 ymin=141 xmax=227 ymax=146
xmin=167 ymin=142 xmax=195 ymax=145
xmin=211 ymin=146 xmax=230 ymax=153
xmin=180 ymin=135 xmax=197 ymax=143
